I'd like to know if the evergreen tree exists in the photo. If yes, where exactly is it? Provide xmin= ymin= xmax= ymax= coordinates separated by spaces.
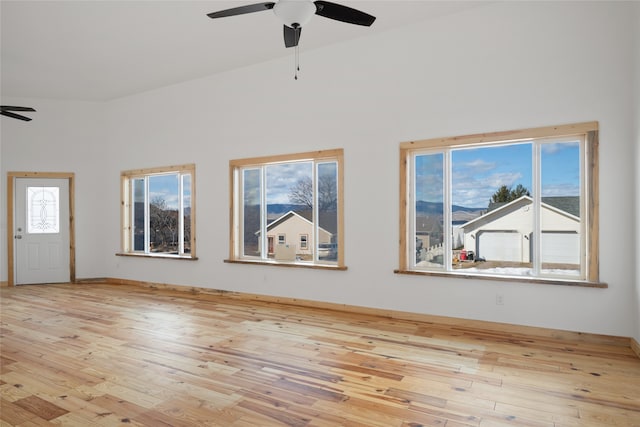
xmin=490 ymin=184 xmax=531 ymax=205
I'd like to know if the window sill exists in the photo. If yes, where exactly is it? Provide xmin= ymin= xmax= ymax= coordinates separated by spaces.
xmin=116 ymin=252 xmax=198 ymax=261
xmin=224 ymin=259 xmax=347 ymax=271
xmin=394 ymin=269 xmax=607 ymax=288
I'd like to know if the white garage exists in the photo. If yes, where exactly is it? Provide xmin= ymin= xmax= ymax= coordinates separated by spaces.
xmin=541 ymin=231 xmax=580 ymax=264
xmin=477 ymin=231 xmax=522 ymax=262
xmin=461 ymin=196 xmax=581 ymax=266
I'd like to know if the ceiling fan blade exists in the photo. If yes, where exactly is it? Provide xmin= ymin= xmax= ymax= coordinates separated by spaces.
xmin=0 ymin=111 xmax=32 ymax=121
xmin=314 ymin=1 xmax=376 ymax=26
xmin=0 ymin=105 xmax=36 ymax=112
xmin=283 ymin=25 xmax=302 ymax=48
xmin=207 ymin=2 xmax=275 ymax=19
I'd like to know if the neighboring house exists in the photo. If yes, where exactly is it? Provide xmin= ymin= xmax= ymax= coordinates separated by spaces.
xmin=460 ymin=196 xmax=581 ymax=265
xmin=260 ymin=210 xmax=335 ymax=257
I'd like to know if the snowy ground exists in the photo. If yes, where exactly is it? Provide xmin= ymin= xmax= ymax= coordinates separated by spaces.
xmin=416 ymin=261 xmax=580 ymax=277
xmin=461 ymin=266 xmax=580 ymax=277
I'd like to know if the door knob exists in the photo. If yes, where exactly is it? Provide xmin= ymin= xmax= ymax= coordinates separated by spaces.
xmin=15 ymin=235 xmax=22 ymax=239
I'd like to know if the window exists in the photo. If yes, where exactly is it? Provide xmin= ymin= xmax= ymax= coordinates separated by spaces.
xmin=120 ymin=164 xmax=195 ymax=258
xmin=228 ymin=149 xmax=345 ymax=269
xmin=398 ymin=122 xmax=603 ymax=286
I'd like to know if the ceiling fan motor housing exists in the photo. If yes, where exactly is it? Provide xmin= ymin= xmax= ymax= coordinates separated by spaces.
xmin=273 ymin=0 xmax=316 ymax=28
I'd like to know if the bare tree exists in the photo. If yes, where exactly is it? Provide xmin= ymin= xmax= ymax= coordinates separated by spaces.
xmin=317 ymin=176 xmax=337 ymax=211
xmin=288 ymin=177 xmax=314 ymax=209
xmin=288 ymin=176 xmax=337 ymax=211
xmin=150 ymin=196 xmax=178 ymax=251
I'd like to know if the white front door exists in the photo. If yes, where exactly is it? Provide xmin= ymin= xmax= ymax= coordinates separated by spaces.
xmin=14 ymin=178 xmax=70 ymax=285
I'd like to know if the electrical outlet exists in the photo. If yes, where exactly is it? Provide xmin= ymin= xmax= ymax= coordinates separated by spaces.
xmin=496 ymin=293 xmax=504 ymax=305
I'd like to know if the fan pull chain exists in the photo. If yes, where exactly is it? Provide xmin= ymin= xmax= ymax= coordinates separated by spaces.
xmin=294 ymin=27 xmax=300 ymax=80
xmin=294 ymin=45 xmax=300 ymax=80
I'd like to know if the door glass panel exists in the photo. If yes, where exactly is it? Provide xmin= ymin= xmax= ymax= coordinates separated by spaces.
xmin=27 ymin=187 xmax=59 ymax=234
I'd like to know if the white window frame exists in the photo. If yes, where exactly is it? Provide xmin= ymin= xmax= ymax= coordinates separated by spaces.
xmin=227 ymin=149 xmax=345 ymax=270
xmin=120 ymin=164 xmax=196 ymax=259
xmin=397 ymin=122 xmax=604 ymax=287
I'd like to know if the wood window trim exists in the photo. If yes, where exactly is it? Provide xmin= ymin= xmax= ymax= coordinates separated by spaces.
xmin=119 ymin=163 xmax=196 ymax=259
xmin=227 ymin=149 xmax=346 ymax=269
xmin=398 ymin=122 xmax=605 ymax=288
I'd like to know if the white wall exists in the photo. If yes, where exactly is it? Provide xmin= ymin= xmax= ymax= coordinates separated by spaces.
xmin=2 ymin=2 xmax=638 ymax=338
xmin=0 ymin=98 xmax=109 ymax=280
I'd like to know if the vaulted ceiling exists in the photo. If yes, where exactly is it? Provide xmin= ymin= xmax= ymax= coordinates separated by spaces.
xmin=1 ymin=1 xmax=485 ymax=101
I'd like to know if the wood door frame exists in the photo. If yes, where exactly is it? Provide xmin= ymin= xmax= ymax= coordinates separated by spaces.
xmin=7 ymin=172 xmax=76 ymax=287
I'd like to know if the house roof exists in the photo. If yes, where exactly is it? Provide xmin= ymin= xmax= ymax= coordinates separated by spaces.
xmin=263 ymin=210 xmax=337 ymax=235
xmin=462 ymin=195 xmax=580 ymax=230
xmin=487 ymin=196 xmax=580 ymax=217
xmin=541 ymin=196 xmax=580 ymax=217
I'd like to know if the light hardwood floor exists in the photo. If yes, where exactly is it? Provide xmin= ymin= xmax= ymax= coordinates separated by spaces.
xmin=1 ymin=283 xmax=639 ymax=426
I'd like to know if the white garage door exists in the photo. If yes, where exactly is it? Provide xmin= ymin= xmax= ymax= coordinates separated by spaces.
xmin=478 ymin=231 xmax=521 ymax=262
xmin=541 ymin=232 xmax=580 ymax=264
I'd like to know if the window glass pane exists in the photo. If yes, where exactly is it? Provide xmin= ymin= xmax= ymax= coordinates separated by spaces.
xmin=452 ymin=143 xmax=533 ymax=276
xmin=414 ymin=153 xmax=444 ymax=268
xmin=541 ymin=141 xmax=582 ymax=277
xmin=232 ymin=151 xmax=343 ymax=267
xmin=122 ymin=165 xmax=195 ymax=257
xmin=149 ymin=174 xmax=179 ymax=254
xmin=182 ymin=174 xmax=192 ymax=254
xmin=317 ymin=162 xmax=338 ymax=262
xmin=133 ymin=178 xmax=145 ymax=251
xmin=27 ymin=187 xmax=59 ymax=234
xmin=243 ymin=169 xmax=261 ymax=257
xmin=401 ymin=123 xmax=597 ymax=282
xmin=266 ymin=162 xmax=313 ymax=260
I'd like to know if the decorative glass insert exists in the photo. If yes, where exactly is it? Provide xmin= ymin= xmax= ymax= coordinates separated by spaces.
xmin=27 ymin=186 xmax=60 ymax=234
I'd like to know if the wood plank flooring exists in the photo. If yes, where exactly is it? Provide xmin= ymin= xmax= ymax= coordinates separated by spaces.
xmin=1 ymin=283 xmax=639 ymax=426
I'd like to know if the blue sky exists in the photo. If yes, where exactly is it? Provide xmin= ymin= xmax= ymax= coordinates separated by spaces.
xmin=142 ymin=174 xmax=191 ymax=209
xmin=244 ymin=161 xmax=339 ymax=205
xmin=266 ymin=162 xmax=312 ymax=204
xmin=416 ymin=140 xmax=581 ymax=208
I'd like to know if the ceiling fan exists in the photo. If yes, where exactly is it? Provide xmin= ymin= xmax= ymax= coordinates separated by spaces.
xmin=1 ymin=106 xmax=36 ymax=121
xmin=207 ymin=1 xmax=376 ymax=78
xmin=207 ymin=0 xmax=376 ymax=48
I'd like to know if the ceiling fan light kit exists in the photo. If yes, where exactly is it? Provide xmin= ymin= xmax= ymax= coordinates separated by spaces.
xmin=273 ymin=0 xmax=316 ymax=28
xmin=207 ymin=0 xmax=375 ymax=79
